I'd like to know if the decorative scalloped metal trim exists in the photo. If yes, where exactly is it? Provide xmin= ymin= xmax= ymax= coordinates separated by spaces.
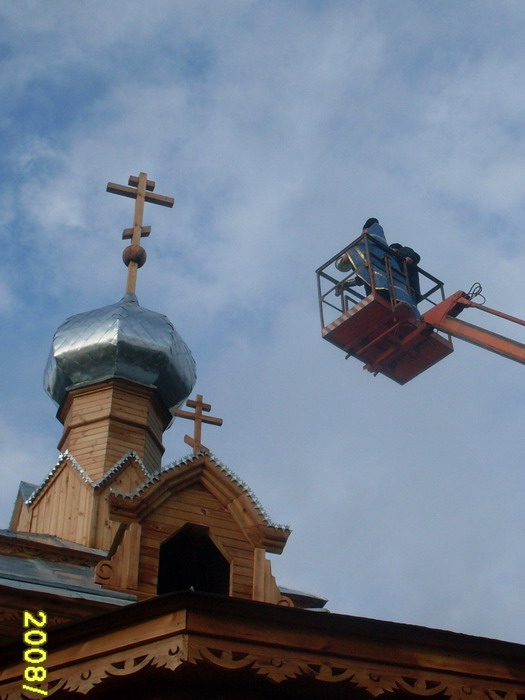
xmin=96 ymin=451 xmax=150 ymax=489
xmin=207 ymin=452 xmax=291 ymax=532
xmin=27 ymin=449 xmax=290 ymax=533
xmin=25 ymin=450 xmax=150 ymax=505
xmin=110 ymin=450 xmax=291 ymax=532
xmin=25 ymin=451 xmax=94 ymax=505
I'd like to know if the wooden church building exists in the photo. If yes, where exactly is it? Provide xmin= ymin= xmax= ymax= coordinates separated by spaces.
xmin=1 ymin=174 xmax=524 ymax=699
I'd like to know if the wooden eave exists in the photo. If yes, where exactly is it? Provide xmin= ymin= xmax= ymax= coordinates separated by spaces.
xmin=108 ymin=453 xmax=290 ymax=554
xmin=0 ymin=580 xmax=133 ymax=647
xmin=0 ymin=531 xmax=133 ymax=647
xmin=1 ymin=591 xmax=524 ymax=698
xmin=0 ymin=531 xmax=106 ymax=567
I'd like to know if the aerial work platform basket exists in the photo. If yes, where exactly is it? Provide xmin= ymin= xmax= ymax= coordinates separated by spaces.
xmin=316 ymin=232 xmax=454 ymax=384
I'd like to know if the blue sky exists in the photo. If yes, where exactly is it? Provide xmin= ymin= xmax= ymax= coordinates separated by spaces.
xmin=1 ymin=1 xmax=525 ymax=643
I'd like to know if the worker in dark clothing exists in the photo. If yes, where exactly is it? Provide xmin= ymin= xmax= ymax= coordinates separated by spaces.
xmin=389 ymin=243 xmax=422 ymax=302
xmin=334 ymin=219 xmax=422 ymax=313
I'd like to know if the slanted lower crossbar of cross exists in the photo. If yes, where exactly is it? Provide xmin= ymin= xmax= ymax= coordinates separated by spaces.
xmin=174 ymin=394 xmax=223 ymax=454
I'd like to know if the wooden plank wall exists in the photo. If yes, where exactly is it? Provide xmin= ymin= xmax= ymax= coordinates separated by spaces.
xmin=107 ymin=387 xmax=164 ymax=473
xmin=138 ymin=484 xmax=255 ymax=599
xmin=27 ymin=465 xmax=94 ymax=545
xmin=58 ymin=381 xmax=167 ymax=483
xmin=94 ymin=461 xmax=149 ymax=551
xmin=59 ymin=385 xmax=113 ymax=483
xmin=23 ymin=457 xmax=149 ymax=550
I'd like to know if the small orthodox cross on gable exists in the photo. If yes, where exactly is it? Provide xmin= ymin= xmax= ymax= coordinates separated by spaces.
xmin=174 ymin=394 xmax=223 ymax=454
xmin=106 ymin=172 xmax=174 ymax=294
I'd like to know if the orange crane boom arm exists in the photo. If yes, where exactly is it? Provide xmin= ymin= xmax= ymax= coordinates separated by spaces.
xmin=422 ymin=291 xmax=525 ymax=365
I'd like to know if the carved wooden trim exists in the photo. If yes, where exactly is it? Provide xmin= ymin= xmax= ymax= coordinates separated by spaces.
xmin=94 ymin=559 xmax=113 ymax=583
xmin=0 ymin=607 xmax=71 ymax=628
xmin=0 ymin=635 xmax=189 ymax=699
xmin=277 ymin=595 xmax=294 ymax=607
xmin=2 ymin=630 xmax=525 ymax=699
xmin=188 ymin=639 xmax=525 ymax=700
xmin=0 ymin=609 xmax=21 ymax=625
xmin=61 ymin=634 xmax=187 ymax=695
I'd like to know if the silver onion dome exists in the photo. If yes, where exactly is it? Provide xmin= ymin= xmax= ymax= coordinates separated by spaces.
xmin=44 ymin=293 xmax=196 ymax=413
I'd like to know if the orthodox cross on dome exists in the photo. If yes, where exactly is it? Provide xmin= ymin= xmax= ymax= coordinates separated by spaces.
xmin=174 ymin=394 xmax=223 ymax=454
xmin=106 ymin=172 xmax=174 ymax=294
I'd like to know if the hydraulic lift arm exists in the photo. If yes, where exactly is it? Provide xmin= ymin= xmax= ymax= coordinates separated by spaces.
xmin=422 ymin=291 xmax=525 ymax=365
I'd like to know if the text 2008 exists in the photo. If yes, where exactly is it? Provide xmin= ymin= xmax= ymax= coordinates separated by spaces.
xmin=22 ymin=611 xmax=48 ymax=697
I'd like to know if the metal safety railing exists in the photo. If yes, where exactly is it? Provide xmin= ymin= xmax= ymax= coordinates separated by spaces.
xmin=315 ymin=232 xmax=447 ymax=329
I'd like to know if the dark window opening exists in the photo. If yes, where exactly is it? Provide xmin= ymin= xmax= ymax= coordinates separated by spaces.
xmin=157 ymin=524 xmax=230 ymax=596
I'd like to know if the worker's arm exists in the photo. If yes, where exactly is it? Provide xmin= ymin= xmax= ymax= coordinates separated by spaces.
xmin=395 ymin=246 xmax=420 ymax=266
xmin=335 ymin=253 xmax=352 ymax=272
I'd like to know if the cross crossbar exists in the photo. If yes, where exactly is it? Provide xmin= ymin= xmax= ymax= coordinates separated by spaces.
xmin=174 ymin=394 xmax=223 ymax=455
xmin=106 ymin=183 xmax=174 ymax=208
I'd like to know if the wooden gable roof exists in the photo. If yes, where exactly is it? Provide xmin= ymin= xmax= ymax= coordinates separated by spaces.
xmin=95 ymin=451 xmax=291 ymax=604
xmin=10 ymin=450 xmax=152 ymax=551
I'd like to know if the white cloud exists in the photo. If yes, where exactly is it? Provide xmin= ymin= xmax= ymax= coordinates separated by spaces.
xmin=1 ymin=0 xmax=525 ymax=643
